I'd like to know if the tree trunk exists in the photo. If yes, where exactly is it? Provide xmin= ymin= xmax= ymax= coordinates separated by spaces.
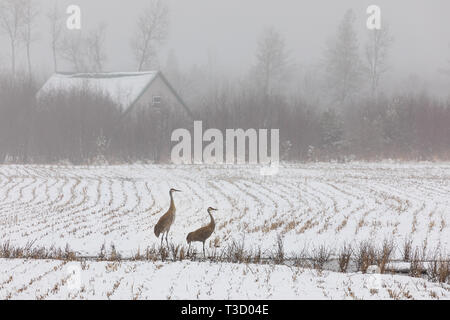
xmin=27 ymin=43 xmax=32 ymax=79
xmin=11 ymin=40 xmax=16 ymax=76
xmin=52 ymin=38 xmax=58 ymax=72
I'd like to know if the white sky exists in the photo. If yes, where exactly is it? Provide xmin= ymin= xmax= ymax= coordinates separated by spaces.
xmin=1 ymin=0 xmax=449 ymax=94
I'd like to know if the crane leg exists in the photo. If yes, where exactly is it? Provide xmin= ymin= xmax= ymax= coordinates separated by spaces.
xmin=188 ymin=243 xmax=191 ymax=255
xmin=160 ymin=234 xmax=163 ymax=247
xmin=165 ymin=232 xmax=169 ymax=247
xmin=203 ymin=242 xmax=205 ymax=258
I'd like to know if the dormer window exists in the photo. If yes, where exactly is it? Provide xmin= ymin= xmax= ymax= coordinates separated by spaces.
xmin=152 ymin=95 xmax=162 ymax=105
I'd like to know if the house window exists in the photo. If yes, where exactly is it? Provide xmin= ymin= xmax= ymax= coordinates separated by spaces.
xmin=152 ymin=95 xmax=162 ymax=105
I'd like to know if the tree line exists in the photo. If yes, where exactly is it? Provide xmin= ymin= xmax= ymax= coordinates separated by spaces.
xmin=1 ymin=72 xmax=449 ymax=164
xmin=0 ymin=0 xmax=169 ymax=75
xmin=0 ymin=2 xmax=449 ymax=164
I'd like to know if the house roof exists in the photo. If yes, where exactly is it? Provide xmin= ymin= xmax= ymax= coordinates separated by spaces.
xmin=37 ymin=71 xmax=193 ymax=118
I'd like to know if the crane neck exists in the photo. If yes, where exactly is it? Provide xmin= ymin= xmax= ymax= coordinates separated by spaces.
xmin=208 ymin=211 xmax=215 ymax=227
xmin=169 ymin=191 xmax=175 ymax=210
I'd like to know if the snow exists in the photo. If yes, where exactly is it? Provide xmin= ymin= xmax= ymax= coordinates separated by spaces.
xmin=1 ymin=163 xmax=450 ymax=299
xmin=36 ymin=72 xmax=159 ymax=110
xmin=1 ymin=163 xmax=449 ymax=258
xmin=0 ymin=259 xmax=448 ymax=299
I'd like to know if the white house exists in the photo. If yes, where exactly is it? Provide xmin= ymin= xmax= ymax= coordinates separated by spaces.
xmin=37 ymin=71 xmax=193 ymax=119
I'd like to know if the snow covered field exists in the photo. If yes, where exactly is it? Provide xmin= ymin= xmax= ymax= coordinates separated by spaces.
xmin=0 ymin=259 xmax=449 ymax=300
xmin=0 ymin=163 xmax=449 ymax=256
xmin=1 ymin=163 xmax=450 ymax=300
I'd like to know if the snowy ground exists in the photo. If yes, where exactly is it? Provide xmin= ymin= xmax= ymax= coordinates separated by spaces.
xmin=0 ymin=163 xmax=449 ymax=257
xmin=0 ymin=259 xmax=449 ymax=300
xmin=1 ymin=163 xmax=450 ymax=300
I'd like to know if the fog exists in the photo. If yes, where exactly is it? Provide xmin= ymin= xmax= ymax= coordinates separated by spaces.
xmin=0 ymin=0 xmax=449 ymax=96
xmin=1 ymin=0 xmax=450 ymax=164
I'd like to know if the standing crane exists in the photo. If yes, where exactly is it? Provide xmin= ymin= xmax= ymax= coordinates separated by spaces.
xmin=186 ymin=207 xmax=217 ymax=257
xmin=154 ymin=188 xmax=181 ymax=246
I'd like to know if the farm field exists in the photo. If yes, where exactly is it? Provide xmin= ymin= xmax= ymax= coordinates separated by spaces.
xmin=0 ymin=163 xmax=449 ymax=257
xmin=1 ymin=162 xmax=450 ymax=300
xmin=0 ymin=259 xmax=449 ymax=300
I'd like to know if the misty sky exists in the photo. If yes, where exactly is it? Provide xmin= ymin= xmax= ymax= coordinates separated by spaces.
xmin=1 ymin=0 xmax=449 ymax=94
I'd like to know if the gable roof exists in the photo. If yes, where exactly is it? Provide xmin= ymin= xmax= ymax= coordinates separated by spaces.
xmin=37 ymin=71 xmax=193 ymax=118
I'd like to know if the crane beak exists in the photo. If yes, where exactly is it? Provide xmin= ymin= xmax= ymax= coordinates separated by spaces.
xmin=173 ymin=189 xmax=181 ymax=192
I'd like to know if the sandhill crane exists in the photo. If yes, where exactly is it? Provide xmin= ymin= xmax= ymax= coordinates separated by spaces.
xmin=186 ymin=207 xmax=217 ymax=257
xmin=154 ymin=188 xmax=181 ymax=246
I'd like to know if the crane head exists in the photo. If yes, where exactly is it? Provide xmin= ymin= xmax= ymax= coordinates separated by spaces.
xmin=170 ymin=188 xmax=181 ymax=193
xmin=207 ymin=207 xmax=218 ymax=213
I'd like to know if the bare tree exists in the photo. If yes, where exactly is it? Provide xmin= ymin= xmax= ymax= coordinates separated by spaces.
xmin=324 ymin=9 xmax=361 ymax=104
xmin=363 ymin=25 xmax=393 ymax=99
xmin=85 ymin=24 xmax=107 ymax=72
xmin=253 ymin=26 xmax=290 ymax=97
xmin=47 ymin=1 xmax=63 ymax=72
xmin=0 ymin=0 xmax=26 ymax=76
xmin=59 ymin=25 xmax=107 ymax=73
xmin=21 ymin=0 xmax=39 ymax=78
xmin=59 ymin=31 xmax=85 ymax=72
xmin=131 ymin=0 xmax=169 ymax=71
